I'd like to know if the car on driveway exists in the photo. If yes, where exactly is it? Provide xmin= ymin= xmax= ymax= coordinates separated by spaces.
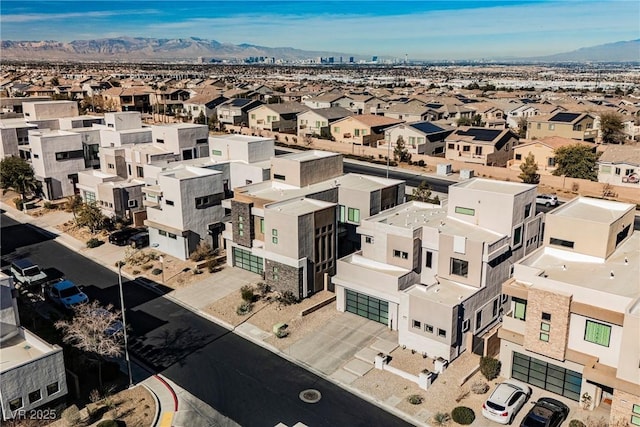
xmin=520 ymin=397 xmax=569 ymax=427
xmin=482 ymin=379 xmax=532 ymax=424
xmin=128 ymin=231 xmax=149 ymax=249
xmin=10 ymin=258 xmax=49 ymax=288
xmin=536 ymin=194 xmax=558 ymax=207
xmin=47 ymin=280 xmax=89 ymax=309
xmin=109 ymin=227 xmax=145 ymax=246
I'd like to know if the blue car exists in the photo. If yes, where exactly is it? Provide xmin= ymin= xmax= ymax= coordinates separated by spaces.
xmin=47 ymin=280 xmax=89 ymax=309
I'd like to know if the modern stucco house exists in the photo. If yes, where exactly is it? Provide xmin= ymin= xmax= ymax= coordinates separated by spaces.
xmin=498 ymin=197 xmax=639 ymax=424
xmin=332 ymin=178 xmax=544 ymax=362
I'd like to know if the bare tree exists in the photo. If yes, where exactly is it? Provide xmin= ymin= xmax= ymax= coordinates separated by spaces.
xmin=55 ymin=301 xmax=123 ymax=387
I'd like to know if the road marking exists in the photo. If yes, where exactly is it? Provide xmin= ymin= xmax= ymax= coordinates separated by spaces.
xmin=159 ymin=412 xmax=174 ymax=427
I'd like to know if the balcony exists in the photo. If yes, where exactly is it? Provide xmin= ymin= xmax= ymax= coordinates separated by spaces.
xmin=502 ymin=310 xmax=526 ymax=335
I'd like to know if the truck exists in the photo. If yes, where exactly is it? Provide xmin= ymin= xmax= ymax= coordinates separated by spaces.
xmin=9 ymin=258 xmax=49 ymax=288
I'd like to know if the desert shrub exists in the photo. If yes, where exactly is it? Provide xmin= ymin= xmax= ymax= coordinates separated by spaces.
xmin=189 ymin=241 xmax=213 ymax=262
xmin=141 ymin=263 xmax=153 ymax=271
xmin=151 ymin=268 xmax=162 ymax=276
xmin=569 ymin=421 xmax=586 ymax=427
xmin=407 ymin=394 xmax=424 ymax=405
xmin=192 ymin=268 xmax=202 ymax=275
xmin=43 ymin=201 xmax=55 ymax=210
xmin=236 ymin=302 xmax=253 ymax=315
xmin=13 ymin=197 xmax=23 ymax=211
xmin=86 ymin=238 xmax=103 ymax=248
xmin=240 ymin=285 xmax=255 ymax=302
xmin=479 ymin=356 xmax=501 ymax=381
xmin=97 ymin=420 xmax=119 ymax=427
xmin=471 ymin=381 xmax=490 ymax=394
xmin=451 ymin=406 xmax=475 ymax=425
xmin=132 ymin=269 xmax=140 ymax=275
xmin=432 ymin=412 xmax=451 ymax=426
xmin=571 ymin=182 xmax=580 ymax=192
xmin=277 ymin=290 xmax=299 ymax=305
xmin=257 ymin=282 xmax=271 ymax=297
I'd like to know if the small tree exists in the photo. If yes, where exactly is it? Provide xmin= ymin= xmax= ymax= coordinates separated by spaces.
xmin=518 ymin=152 xmax=540 ymax=184
xmin=480 ymin=356 xmax=501 ymax=381
xmin=599 ymin=112 xmax=625 ymax=144
xmin=0 ymin=156 xmax=40 ymax=202
xmin=394 ymin=136 xmax=411 ymax=163
xmin=65 ymin=195 xmax=83 ymax=221
xmin=552 ymin=144 xmax=599 ymax=181
xmin=517 ymin=116 xmax=528 ymax=138
xmin=411 ymin=181 xmax=439 ymax=204
xmin=55 ymin=301 xmax=123 ymax=387
xmin=194 ymin=110 xmax=207 ymax=125
xmin=76 ymin=202 xmax=108 ymax=233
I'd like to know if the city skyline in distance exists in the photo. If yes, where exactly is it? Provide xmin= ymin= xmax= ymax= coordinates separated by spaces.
xmin=2 ymin=0 xmax=639 ymax=60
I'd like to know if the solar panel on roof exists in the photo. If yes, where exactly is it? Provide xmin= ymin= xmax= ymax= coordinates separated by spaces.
xmin=411 ymin=121 xmax=445 ymax=134
xmin=550 ymin=112 xmax=581 ymax=123
xmin=457 ymin=128 xmax=501 ymax=141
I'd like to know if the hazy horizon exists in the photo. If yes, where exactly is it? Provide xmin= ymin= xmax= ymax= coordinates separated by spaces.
xmin=2 ymin=1 xmax=639 ymax=60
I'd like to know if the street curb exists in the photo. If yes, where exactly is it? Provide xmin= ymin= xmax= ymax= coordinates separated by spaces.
xmin=141 ymin=383 xmax=161 ymax=427
xmin=154 ymin=374 xmax=179 ymax=411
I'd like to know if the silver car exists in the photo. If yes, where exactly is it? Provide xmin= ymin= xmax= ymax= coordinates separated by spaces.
xmin=536 ymin=194 xmax=558 ymax=207
xmin=482 ymin=379 xmax=532 ymax=424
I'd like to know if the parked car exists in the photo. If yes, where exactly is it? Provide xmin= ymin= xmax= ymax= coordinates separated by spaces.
xmin=520 ymin=397 xmax=569 ymax=427
xmin=109 ymin=227 xmax=145 ymax=246
xmin=536 ymin=194 xmax=558 ymax=207
xmin=47 ymin=280 xmax=88 ymax=309
xmin=10 ymin=258 xmax=49 ymax=288
xmin=128 ymin=231 xmax=149 ymax=249
xmin=482 ymin=379 xmax=532 ymax=424
xmin=93 ymin=307 xmax=124 ymax=337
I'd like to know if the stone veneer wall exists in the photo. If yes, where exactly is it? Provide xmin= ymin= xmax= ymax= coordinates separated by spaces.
xmin=265 ymin=259 xmax=302 ymax=299
xmin=231 ymin=200 xmax=253 ymax=248
xmin=523 ymin=288 xmax=572 ymax=361
xmin=610 ymin=389 xmax=640 ymax=426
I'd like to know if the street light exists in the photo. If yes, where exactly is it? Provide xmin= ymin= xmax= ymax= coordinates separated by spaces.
xmin=387 ymin=139 xmax=391 ymax=178
xmin=159 ymin=256 xmax=165 ymax=284
xmin=117 ymin=262 xmax=134 ymax=387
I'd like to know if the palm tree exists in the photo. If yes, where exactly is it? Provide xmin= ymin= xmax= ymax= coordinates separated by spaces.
xmin=0 ymin=156 xmax=41 ymax=201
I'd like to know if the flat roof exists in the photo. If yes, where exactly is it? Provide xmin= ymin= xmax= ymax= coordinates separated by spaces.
xmin=340 ymin=253 xmax=411 ymax=277
xmin=336 ymin=174 xmax=403 ymax=192
xmin=0 ymin=331 xmax=58 ymax=372
xmin=406 ymin=279 xmax=479 ymax=307
xmin=210 ymin=134 xmax=273 ymax=144
xmin=0 ymin=118 xmax=37 ymax=129
xmin=162 ymin=165 xmax=219 ymax=180
xmin=521 ymin=232 xmax=640 ymax=301
xmin=277 ymin=150 xmax=339 ymax=162
xmin=266 ymin=197 xmax=335 ymax=216
xmin=551 ymin=197 xmax=635 ymax=224
xmin=452 ymin=178 xmax=534 ymax=195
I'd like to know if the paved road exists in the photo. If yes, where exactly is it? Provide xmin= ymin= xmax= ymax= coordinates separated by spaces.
xmin=1 ymin=214 xmax=414 ymax=427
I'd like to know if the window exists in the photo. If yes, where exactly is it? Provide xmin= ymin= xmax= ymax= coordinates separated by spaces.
xmin=354 ymin=129 xmax=360 ymax=137
xmin=573 ymin=124 xmax=582 ymax=131
xmin=274 ymin=174 xmax=286 ymax=181
xmin=156 ymin=138 xmax=164 ymax=144
xmin=537 ymin=123 xmax=541 ymax=129
xmin=339 ymin=205 xmax=346 ymax=222
xmin=549 ymin=238 xmax=574 ymax=249
xmin=347 ymin=207 xmax=360 ymax=223
xmin=626 ymin=168 xmax=635 ymax=176
xmin=438 ymin=328 xmax=447 ymax=338
xmin=540 ymin=332 xmax=549 ymax=342
xmin=515 ymin=153 xmax=522 ymax=160
xmin=542 ymin=312 xmax=551 ymax=321
xmin=165 ymin=200 xmax=174 ymax=206
xmin=615 ymin=167 xmax=621 ymax=175
xmin=501 ymin=294 xmax=508 ymax=304
xmin=393 ymin=250 xmax=409 ymax=259
xmin=196 ymin=138 xmax=207 ymax=144
xmin=9 ymin=397 xmax=23 ymax=411
xmin=455 ymin=206 xmax=475 ymax=216
xmin=365 ymin=236 xmax=374 ymax=244
xmin=28 ymin=389 xmax=42 ymax=404
xmin=548 ymin=124 xmax=555 ymax=130
xmin=450 ymin=258 xmax=469 ymax=277
xmin=260 ymin=218 xmax=264 ymax=234
xmin=492 ymin=299 xmax=499 ymax=317
xmin=272 ymin=236 xmax=278 ymax=244
xmin=413 ymin=320 xmax=421 ymax=329
xmin=128 ymin=200 xmax=137 ymax=208
xmin=168 ymin=233 xmax=177 ymax=239
xmin=425 ymin=251 xmax=433 ymax=268
xmin=196 ymin=195 xmax=218 ymax=209
xmin=462 ymin=145 xmax=471 ymax=152
xmin=238 ymin=223 xmax=244 ymax=230
xmin=251 ymin=114 xmax=256 ymax=120
xmin=584 ymin=320 xmax=611 ymax=347
xmin=159 ymin=230 xmax=167 ymax=236
xmin=272 ymin=229 xmax=278 ymax=236
xmin=425 ymin=324 xmax=434 ymax=333
xmin=55 ymin=150 xmax=84 ymax=161
xmin=128 ymin=164 xmax=132 ymax=175
xmin=84 ymin=191 xmax=96 ymax=204
xmin=137 ymin=166 xmax=144 ymax=178
xmin=212 ymin=149 xmax=223 ymax=156
xmin=448 ymin=143 xmax=455 ymax=149
xmin=514 ymin=297 xmax=527 ymax=320
xmin=333 ymin=126 xmax=340 ymax=133
xmin=33 ymin=153 xmax=40 ymax=159
xmin=541 ymin=322 xmax=551 ymax=332
xmin=547 ymin=158 xmax=555 ymax=167
xmin=513 ymin=225 xmax=523 ymax=247
xmin=475 ymin=146 xmax=483 ymax=156
xmin=475 ymin=311 xmax=482 ymax=330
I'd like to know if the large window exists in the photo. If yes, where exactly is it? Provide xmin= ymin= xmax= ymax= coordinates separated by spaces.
xmin=584 ymin=320 xmax=611 ymax=347
xmin=549 ymin=238 xmax=574 ymax=249
xmin=455 ymin=206 xmax=475 ymax=216
xmin=84 ymin=191 xmax=96 ymax=204
xmin=450 ymin=258 xmax=469 ymax=277
xmin=55 ymin=149 xmax=84 ymax=161
xmin=514 ymin=297 xmax=527 ymax=321
xmin=232 ymin=247 xmax=263 ymax=274
xmin=511 ymin=352 xmax=581 ymax=401
xmin=425 ymin=251 xmax=433 ymax=268
xmin=347 ymin=207 xmax=360 ymax=223
xmin=513 ymin=225 xmax=523 ymax=248
xmin=345 ymin=289 xmax=388 ymax=326
xmin=393 ymin=250 xmax=409 ymax=259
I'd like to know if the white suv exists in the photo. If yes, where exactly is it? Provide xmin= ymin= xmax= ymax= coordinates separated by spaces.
xmin=482 ymin=379 xmax=532 ymax=424
xmin=536 ymin=194 xmax=558 ymax=207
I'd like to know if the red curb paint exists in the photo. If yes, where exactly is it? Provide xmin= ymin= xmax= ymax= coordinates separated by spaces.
xmin=154 ymin=374 xmax=179 ymax=411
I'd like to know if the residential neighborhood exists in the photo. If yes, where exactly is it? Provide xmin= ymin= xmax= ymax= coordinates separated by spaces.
xmin=1 ymin=59 xmax=639 ymax=427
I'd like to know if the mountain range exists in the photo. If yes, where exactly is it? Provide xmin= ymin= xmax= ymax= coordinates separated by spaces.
xmin=1 ymin=37 xmax=638 ymax=63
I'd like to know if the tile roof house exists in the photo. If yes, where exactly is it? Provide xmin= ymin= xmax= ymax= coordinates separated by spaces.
xmin=247 ymin=102 xmax=309 ymax=132
xmin=512 ymin=136 xmax=596 ymax=174
xmin=382 ymin=121 xmax=454 ymax=155
xmin=217 ymin=98 xmax=264 ymax=126
xmin=527 ymin=112 xmax=598 ymax=142
xmin=445 ymin=127 xmax=519 ymax=166
xmin=297 ymin=107 xmax=353 ymax=138
xmin=330 ymin=114 xmax=405 ymax=147
xmin=597 ymin=145 xmax=640 ymax=187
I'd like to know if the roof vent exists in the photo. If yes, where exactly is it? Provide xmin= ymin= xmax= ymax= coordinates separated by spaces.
xmin=610 ymin=270 xmax=615 ymax=279
xmin=624 ymin=257 xmax=629 ymax=265
xmin=562 ymin=264 xmax=567 ymax=271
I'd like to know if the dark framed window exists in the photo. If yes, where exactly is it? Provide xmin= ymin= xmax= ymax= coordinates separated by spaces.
xmin=584 ymin=320 xmax=611 ymax=347
xmin=549 ymin=238 xmax=574 ymax=249
xmin=438 ymin=328 xmax=447 ymax=338
xmin=412 ymin=320 xmax=421 ymax=329
xmin=9 ymin=397 xmax=23 ymax=411
xmin=450 ymin=258 xmax=468 ymax=277
xmin=425 ymin=251 xmax=433 ymax=268
xmin=274 ymin=174 xmax=286 ymax=181
xmin=28 ymin=389 xmax=42 ymax=403
xmin=55 ymin=149 xmax=84 ymax=161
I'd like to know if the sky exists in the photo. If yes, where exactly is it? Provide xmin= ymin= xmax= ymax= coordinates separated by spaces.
xmin=1 ymin=1 xmax=639 ymax=60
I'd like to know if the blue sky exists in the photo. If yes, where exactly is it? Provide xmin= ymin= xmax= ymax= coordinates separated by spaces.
xmin=1 ymin=1 xmax=639 ymax=59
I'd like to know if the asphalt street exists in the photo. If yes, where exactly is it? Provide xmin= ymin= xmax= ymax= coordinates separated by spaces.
xmin=1 ymin=213 xmax=414 ymax=427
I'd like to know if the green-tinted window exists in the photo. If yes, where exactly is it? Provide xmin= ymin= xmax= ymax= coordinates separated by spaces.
xmin=584 ymin=320 xmax=611 ymax=347
xmin=541 ymin=322 xmax=550 ymax=332
xmin=272 ymin=229 xmax=278 ymax=236
xmin=633 ymin=404 xmax=640 ymax=415
xmin=260 ymin=218 xmax=264 ymax=233
xmin=272 ymin=236 xmax=278 ymax=244
xmin=631 ymin=415 xmax=640 ymax=426
xmin=455 ymin=206 xmax=475 ymax=216
xmin=339 ymin=205 xmax=346 ymax=222
xmin=212 ymin=149 xmax=223 ymax=156
xmin=540 ymin=332 xmax=549 ymax=342
xmin=347 ymin=207 xmax=360 ymax=223
xmin=514 ymin=298 xmax=527 ymax=321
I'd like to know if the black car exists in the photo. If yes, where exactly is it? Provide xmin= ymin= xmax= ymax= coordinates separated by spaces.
xmin=108 ymin=227 xmax=145 ymax=246
xmin=520 ymin=397 xmax=569 ymax=427
xmin=128 ymin=231 xmax=149 ymax=249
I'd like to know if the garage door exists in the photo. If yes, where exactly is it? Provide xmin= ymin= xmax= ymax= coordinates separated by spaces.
xmin=345 ymin=289 xmax=388 ymax=326
xmin=511 ymin=352 xmax=582 ymax=401
xmin=232 ymin=247 xmax=263 ymax=275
